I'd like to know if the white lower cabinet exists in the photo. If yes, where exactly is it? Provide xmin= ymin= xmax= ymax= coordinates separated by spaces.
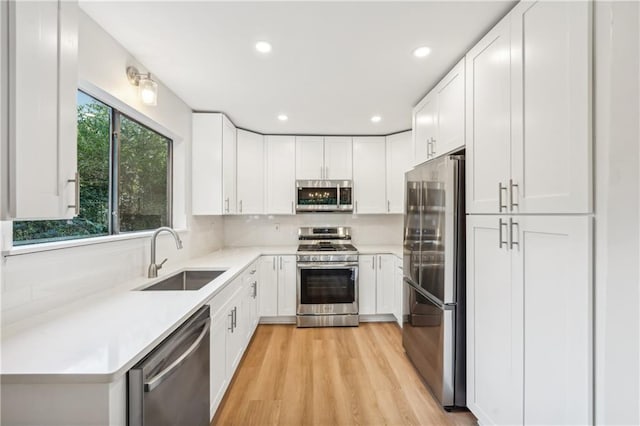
xmin=258 ymin=255 xmax=297 ymax=317
xmin=207 ymin=262 xmax=261 ymax=419
xmin=467 ymin=215 xmax=592 ymax=425
xmin=393 ymin=257 xmax=403 ymax=327
xmin=358 ymin=254 xmax=396 ymax=315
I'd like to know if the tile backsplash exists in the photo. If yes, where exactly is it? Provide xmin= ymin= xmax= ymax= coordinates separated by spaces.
xmin=223 ymin=213 xmax=403 ymax=247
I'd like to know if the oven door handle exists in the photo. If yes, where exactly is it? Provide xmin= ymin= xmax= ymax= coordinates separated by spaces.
xmin=297 ymin=262 xmax=358 ymax=269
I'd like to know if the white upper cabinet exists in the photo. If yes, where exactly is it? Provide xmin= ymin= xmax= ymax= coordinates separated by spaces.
xmin=192 ymin=113 xmax=223 ymax=215
xmin=222 ymin=116 xmax=237 ymax=214
xmin=466 ymin=1 xmax=592 ymax=214
xmin=8 ymin=0 xmax=79 ymax=219
xmin=412 ymin=58 xmax=465 ymax=166
xmin=412 ymin=92 xmax=438 ymax=165
xmin=323 ymin=136 xmax=352 ymax=180
xmin=386 ymin=131 xmax=412 ymax=213
xmin=265 ymin=136 xmax=296 ymax=215
xmin=236 ymin=129 xmax=264 ymax=215
xmin=295 ymin=136 xmax=324 ymax=180
xmin=510 ymin=0 xmax=592 ymax=214
xmin=295 ymin=136 xmax=353 ymax=180
xmin=465 ymin=16 xmax=512 ymax=214
xmin=192 ymin=113 xmax=237 ymax=215
xmin=435 ymin=59 xmax=465 ymax=157
xmin=353 ymin=137 xmax=387 ymax=214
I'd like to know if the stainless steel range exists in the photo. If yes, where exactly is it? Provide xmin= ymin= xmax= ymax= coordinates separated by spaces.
xmin=296 ymin=227 xmax=359 ymax=327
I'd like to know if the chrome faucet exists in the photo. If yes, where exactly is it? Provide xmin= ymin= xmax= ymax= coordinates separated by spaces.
xmin=148 ymin=227 xmax=184 ymax=278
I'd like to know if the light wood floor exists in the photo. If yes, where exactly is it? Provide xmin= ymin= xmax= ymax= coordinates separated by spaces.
xmin=213 ymin=323 xmax=476 ymax=426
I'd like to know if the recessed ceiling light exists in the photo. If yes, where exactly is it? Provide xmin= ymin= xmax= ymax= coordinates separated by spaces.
xmin=255 ymin=41 xmax=272 ymax=53
xmin=371 ymin=115 xmax=382 ymax=123
xmin=278 ymin=114 xmax=288 ymax=121
xmin=413 ymin=46 xmax=431 ymax=58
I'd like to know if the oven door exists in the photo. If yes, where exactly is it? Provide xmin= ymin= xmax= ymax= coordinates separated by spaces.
xmin=297 ymin=262 xmax=358 ymax=315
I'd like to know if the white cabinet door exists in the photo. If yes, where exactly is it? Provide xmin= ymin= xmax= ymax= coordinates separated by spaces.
xmin=226 ymin=288 xmax=244 ymax=374
xmin=277 ymin=255 xmax=297 ymax=316
xmin=192 ymin=114 xmax=223 ymax=215
xmin=236 ymin=129 xmax=264 ymax=215
xmin=353 ymin=137 xmax=387 ymax=214
xmin=265 ymin=136 xmax=296 ymax=215
xmin=435 ymin=58 xmax=465 ymax=157
xmin=258 ymin=256 xmax=279 ymax=317
xmin=0 ymin=1 xmax=6 ymax=219
xmin=295 ymin=136 xmax=324 ymax=180
xmin=9 ymin=0 xmax=78 ymax=219
xmin=465 ymin=17 xmax=512 ymax=214
xmin=222 ymin=115 xmax=237 ymax=214
xmin=209 ymin=302 xmax=229 ymax=417
xmin=466 ymin=215 xmax=523 ymax=426
xmin=510 ymin=1 xmax=592 ymax=214
xmin=244 ymin=264 xmax=259 ymax=339
xmin=393 ymin=258 xmax=403 ymax=327
xmin=358 ymin=255 xmax=376 ymax=315
xmin=323 ymin=136 xmax=352 ymax=180
xmin=375 ymin=255 xmax=395 ymax=314
xmin=513 ymin=215 xmax=592 ymax=425
xmin=412 ymin=92 xmax=438 ymax=165
xmin=386 ymin=131 xmax=412 ymax=214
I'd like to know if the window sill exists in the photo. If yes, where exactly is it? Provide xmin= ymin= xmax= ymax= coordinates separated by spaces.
xmin=3 ymin=228 xmax=189 ymax=257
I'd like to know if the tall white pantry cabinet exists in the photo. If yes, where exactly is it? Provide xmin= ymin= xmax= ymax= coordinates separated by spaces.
xmin=465 ymin=1 xmax=593 ymax=426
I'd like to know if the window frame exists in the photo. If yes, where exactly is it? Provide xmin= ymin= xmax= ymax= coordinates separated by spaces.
xmin=110 ymin=109 xmax=174 ymax=234
xmin=10 ymin=87 xmax=174 ymax=248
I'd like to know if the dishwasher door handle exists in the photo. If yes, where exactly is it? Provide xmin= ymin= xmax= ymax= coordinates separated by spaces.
xmin=144 ymin=318 xmax=211 ymax=392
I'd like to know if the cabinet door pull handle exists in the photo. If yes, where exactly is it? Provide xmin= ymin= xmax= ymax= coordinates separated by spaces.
xmin=67 ymin=173 xmax=80 ymax=216
xmin=509 ymin=218 xmax=519 ymax=250
xmin=273 ymin=256 xmax=276 ymax=270
xmin=498 ymin=218 xmax=508 ymax=249
xmin=225 ymin=197 xmax=230 ymax=213
xmin=509 ymin=179 xmax=519 ymax=211
xmin=379 ymin=256 xmax=382 ymax=269
xmin=239 ymin=200 xmax=243 ymax=213
xmin=372 ymin=256 xmax=376 ymax=270
xmin=498 ymin=182 xmax=508 ymax=212
xmin=387 ymin=200 xmax=390 ymax=213
xmin=431 ymin=137 xmax=436 ymax=156
xmin=279 ymin=256 xmax=283 ymax=270
xmin=291 ymin=201 xmax=294 ymax=214
xmin=228 ymin=311 xmax=234 ymax=332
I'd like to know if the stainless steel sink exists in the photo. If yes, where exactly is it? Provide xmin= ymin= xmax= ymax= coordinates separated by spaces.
xmin=141 ymin=270 xmax=227 ymax=291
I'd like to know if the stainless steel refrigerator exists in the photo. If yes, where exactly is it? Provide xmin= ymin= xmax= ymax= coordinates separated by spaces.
xmin=402 ymin=154 xmax=466 ymax=409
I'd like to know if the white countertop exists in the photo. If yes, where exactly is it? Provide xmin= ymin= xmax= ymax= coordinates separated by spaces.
xmin=0 ymin=244 xmax=400 ymax=384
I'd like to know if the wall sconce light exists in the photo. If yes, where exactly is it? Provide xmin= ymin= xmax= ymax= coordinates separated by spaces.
xmin=126 ymin=66 xmax=158 ymax=106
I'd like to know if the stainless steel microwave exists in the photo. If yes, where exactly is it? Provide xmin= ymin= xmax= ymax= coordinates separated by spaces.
xmin=296 ymin=180 xmax=353 ymax=212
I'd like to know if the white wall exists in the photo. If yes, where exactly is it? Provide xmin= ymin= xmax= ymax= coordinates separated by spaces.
xmin=0 ymin=11 xmax=223 ymax=328
xmin=594 ymin=2 xmax=640 ymax=424
xmin=223 ymin=214 xmax=403 ymax=247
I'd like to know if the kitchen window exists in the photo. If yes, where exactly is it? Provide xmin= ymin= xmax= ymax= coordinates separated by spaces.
xmin=12 ymin=90 xmax=173 ymax=246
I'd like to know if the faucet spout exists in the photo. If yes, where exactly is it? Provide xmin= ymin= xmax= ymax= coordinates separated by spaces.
xmin=148 ymin=227 xmax=184 ymax=278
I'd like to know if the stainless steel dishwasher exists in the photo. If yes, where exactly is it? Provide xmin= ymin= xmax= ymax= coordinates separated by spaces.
xmin=128 ymin=305 xmax=210 ymax=426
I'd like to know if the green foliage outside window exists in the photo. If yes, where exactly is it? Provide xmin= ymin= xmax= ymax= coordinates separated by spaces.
xmin=12 ymin=91 xmax=171 ymax=246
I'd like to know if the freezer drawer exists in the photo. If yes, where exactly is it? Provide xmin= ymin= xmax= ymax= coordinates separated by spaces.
xmin=402 ymin=280 xmax=457 ymax=407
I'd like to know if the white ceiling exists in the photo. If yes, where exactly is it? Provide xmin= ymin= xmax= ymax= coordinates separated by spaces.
xmin=79 ymin=1 xmax=516 ymax=135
